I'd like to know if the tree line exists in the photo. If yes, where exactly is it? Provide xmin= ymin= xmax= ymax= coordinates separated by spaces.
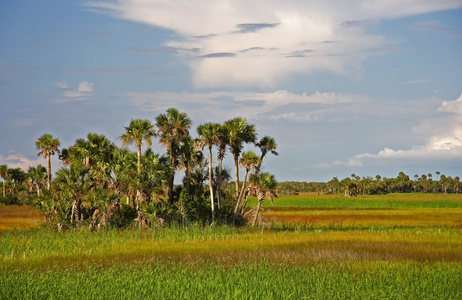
xmin=325 ymin=172 xmax=461 ymax=196
xmin=0 ymin=108 xmax=278 ymax=228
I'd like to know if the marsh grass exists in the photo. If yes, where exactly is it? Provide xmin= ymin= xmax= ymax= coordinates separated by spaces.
xmin=249 ymin=192 xmax=462 ymax=209
xmin=1 ymin=194 xmax=461 ymax=299
xmin=1 ymin=261 xmax=461 ymax=299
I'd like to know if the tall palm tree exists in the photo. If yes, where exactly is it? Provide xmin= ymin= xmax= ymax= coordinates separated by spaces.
xmin=215 ymin=124 xmax=229 ymax=211
xmin=248 ymin=172 xmax=277 ymax=227
xmin=234 ymin=151 xmax=260 ymax=215
xmin=36 ymin=134 xmax=60 ymax=189
xmin=155 ymin=108 xmax=192 ymax=204
xmin=121 ymin=119 xmax=155 ymax=205
xmin=255 ymin=136 xmax=278 ymax=173
xmin=224 ymin=117 xmax=257 ymax=199
xmin=121 ymin=119 xmax=155 ymax=173
xmin=197 ymin=122 xmax=220 ymax=222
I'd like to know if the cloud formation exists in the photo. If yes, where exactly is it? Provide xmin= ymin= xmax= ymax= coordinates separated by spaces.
xmin=321 ymin=94 xmax=462 ymax=168
xmin=125 ymin=90 xmax=370 ymax=122
xmin=86 ymin=0 xmax=462 ymax=87
xmin=54 ymin=81 xmax=94 ymax=102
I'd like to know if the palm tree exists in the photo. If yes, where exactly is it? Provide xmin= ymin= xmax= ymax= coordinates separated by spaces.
xmin=224 ymin=117 xmax=257 ymax=199
xmin=215 ymin=124 xmax=229 ymax=211
xmin=121 ymin=119 xmax=155 ymax=205
xmin=234 ymin=151 xmax=260 ymax=215
xmin=197 ymin=122 xmax=220 ymax=222
xmin=36 ymin=134 xmax=60 ymax=189
xmin=248 ymin=172 xmax=277 ymax=227
xmin=28 ymin=165 xmax=47 ymax=196
xmin=155 ymin=108 xmax=192 ymax=204
xmin=121 ymin=119 xmax=155 ymax=173
xmin=0 ymin=164 xmax=8 ymax=197
xmin=255 ymin=136 xmax=278 ymax=173
xmin=71 ymin=133 xmax=116 ymax=187
xmin=54 ymin=165 xmax=95 ymax=227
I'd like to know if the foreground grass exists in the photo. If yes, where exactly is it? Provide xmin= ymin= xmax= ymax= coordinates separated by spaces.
xmin=2 ymin=261 xmax=461 ymax=300
xmin=1 ymin=194 xmax=462 ymax=299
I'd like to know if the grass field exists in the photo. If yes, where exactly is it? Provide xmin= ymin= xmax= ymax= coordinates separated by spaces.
xmin=1 ymin=193 xmax=462 ymax=299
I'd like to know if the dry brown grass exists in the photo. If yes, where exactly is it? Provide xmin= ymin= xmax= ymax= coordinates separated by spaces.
xmin=0 ymin=206 xmax=41 ymax=231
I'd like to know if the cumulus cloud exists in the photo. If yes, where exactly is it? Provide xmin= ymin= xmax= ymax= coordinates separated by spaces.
xmin=85 ymin=0 xmax=462 ymax=88
xmin=320 ymin=94 xmax=462 ymax=168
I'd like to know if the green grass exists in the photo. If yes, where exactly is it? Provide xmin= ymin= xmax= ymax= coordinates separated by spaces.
xmin=1 ymin=261 xmax=461 ymax=300
xmin=249 ymin=193 xmax=462 ymax=209
xmin=1 ymin=194 xmax=461 ymax=299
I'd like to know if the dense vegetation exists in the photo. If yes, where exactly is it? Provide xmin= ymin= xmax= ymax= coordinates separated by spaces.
xmin=0 ymin=108 xmax=280 ymax=229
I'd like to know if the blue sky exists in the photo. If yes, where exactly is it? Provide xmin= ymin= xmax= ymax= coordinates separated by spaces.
xmin=1 ymin=0 xmax=461 ymax=182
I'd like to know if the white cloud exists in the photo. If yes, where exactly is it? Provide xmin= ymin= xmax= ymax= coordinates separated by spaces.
xmin=320 ymin=94 xmax=462 ymax=168
xmin=0 ymin=154 xmax=46 ymax=170
xmin=55 ymin=81 xmax=94 ymax=102
xmin=86 ymin=0 xmax=462 ymax=88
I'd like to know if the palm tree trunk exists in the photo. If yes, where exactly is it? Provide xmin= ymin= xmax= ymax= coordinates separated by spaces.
xmin=217 ymin=157 xmax=223 ymax=211
xmin=252 ymin=197 xmax=263 ymax=227
xmin=234 ymin=169 xmax=249 ymax=215
xmin=208 ymin=146 xmax=215 ymax=222
xmin=47 ymin=154 xmax=51 ymax=189
xmin=233 ymin=153 xmax=240 ymax=199
xmin=168 ymin=153 xmax=175 ymax=204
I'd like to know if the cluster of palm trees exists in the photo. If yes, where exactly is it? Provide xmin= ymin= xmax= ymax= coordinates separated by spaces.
xmin=326 ymin=172 xmax=461 ymax=196
xmin=1 ymin=108 xmax=279 ymax=228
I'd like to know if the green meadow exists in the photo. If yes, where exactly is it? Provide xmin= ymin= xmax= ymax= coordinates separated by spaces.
xmin=1 ymin=193 xmax=462 ymax=299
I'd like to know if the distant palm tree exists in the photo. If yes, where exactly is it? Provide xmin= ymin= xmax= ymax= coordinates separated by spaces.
xmin=36 ymin=134 xmax=60 ymax=189
xmin=197 ymin=122 xmax=220 ymax=222
xmin=224 ymin=117 xmax=257 ymax=199
xmin=156 ymin=108 xmax=191 ymax=204
xmin=248 ymin=172 xmax=277 ymax=227
xmin=255 ymin=136 xmax=278 ymax=173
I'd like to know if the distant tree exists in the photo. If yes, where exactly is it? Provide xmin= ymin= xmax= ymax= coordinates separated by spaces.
xmin=36 ymin=134 xmax=60 ymax=189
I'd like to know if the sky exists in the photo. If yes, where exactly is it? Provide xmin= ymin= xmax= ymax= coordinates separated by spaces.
xmin=0 ymin=0 xmax=461 ymax=182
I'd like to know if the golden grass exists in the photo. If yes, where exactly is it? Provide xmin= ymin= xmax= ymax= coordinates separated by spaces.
xmin=2 ymin=227 xmax=461 ymax=271
xmin=0 ymin=206 xmax=41 ymax=231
